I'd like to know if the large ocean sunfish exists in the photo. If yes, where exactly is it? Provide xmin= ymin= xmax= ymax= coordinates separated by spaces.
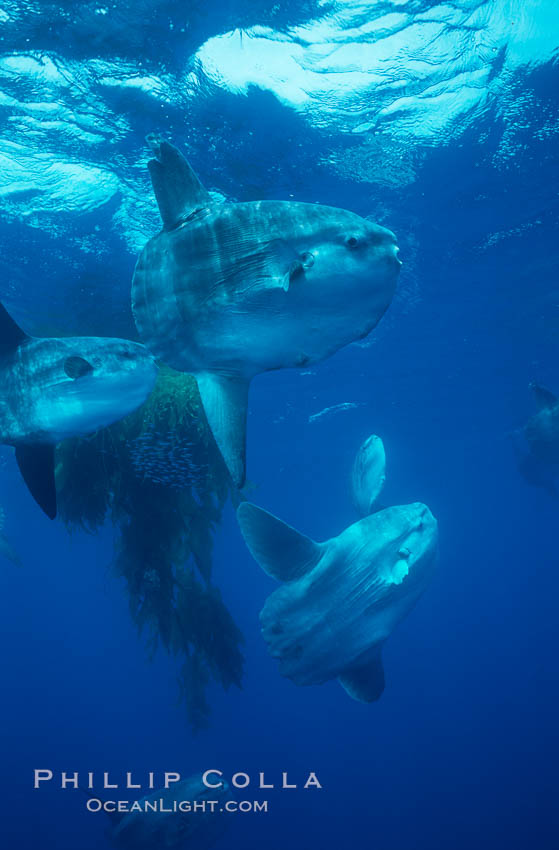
xmin=0 ymin=302 xmax=157 ymax=519
xmin=132 ymin=138 xmax=401 ymax=487
xmin=237 ymin=500 xmax=438 ymax=701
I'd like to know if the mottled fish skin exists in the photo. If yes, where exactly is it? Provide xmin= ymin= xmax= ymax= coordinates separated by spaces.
xmin=0 ymin=337 xmax=157 ymax=445
xmin=133 ymin=199 xmax=400 ymax=377
xmin=251 ymin=502 xmax=438 ymax=689
xmin=133 ymin=142 xmax=400 ymax=487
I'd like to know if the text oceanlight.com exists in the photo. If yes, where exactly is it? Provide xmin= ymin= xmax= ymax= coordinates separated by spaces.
xmin=86 ymin=797 xmax=269 ymax=814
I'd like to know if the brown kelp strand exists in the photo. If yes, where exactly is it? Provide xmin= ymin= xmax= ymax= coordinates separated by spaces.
xmin=55 ymin=367 xmax=243 ymax=731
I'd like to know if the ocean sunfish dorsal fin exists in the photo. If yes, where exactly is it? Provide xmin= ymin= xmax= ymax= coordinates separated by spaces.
xmin=237 ymin=502 xmax=323 ymax=582
xmin=15 ymin=444 xmax=57 ymax=520
xmin=338 ymin=651 xmax=385 ymax=702
xmin=195 ymin=371 xmax=249 ymax=489
xmin=146 ymin=136 xmax=211 ymax=229
xmin=530 ymin=382 xmax=557 ymax=411
xmin=0 ymin=302 xmax=28 ymax=357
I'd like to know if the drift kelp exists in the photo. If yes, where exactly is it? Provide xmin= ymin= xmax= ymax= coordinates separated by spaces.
xmin=56 ymin=367 xmax=243 ymax=730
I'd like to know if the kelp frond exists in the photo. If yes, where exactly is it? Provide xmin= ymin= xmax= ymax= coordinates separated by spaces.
xmin=56 ymin=367 xmax=243 ymax=731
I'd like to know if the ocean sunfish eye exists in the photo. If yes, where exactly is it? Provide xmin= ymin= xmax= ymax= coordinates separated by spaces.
xmin=64 ymin=356 xmax=94 ymax=379
xmin=345 ymin=235 xmax=360 ymax=250
xmin=301 ymin=251 xmax=314 ymax=269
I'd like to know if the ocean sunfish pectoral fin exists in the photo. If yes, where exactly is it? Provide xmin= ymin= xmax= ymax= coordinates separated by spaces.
xmin=237 ymin=502 xmax=324 ymax=582
xmin=210 ymin=236 xmax=305 ymax=295
xmin=282 ymin=260 xmax=305 ymax=292
xmin=146 ymin=136 xmax=212 ymax=229
xmin=531 ymin=382 xmax=557 ymax=411
xmin=338 ymin=651 xmax=385 ymax=703
xmin=0 ymin=302 xmax=29 ymax=357
xmin=195 ymin=372 xmax=249 ymax=489
xmin=15 ymin=444 xmax=57 ymax=520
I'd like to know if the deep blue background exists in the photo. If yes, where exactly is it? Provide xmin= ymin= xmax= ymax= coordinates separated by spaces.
xmin=1 ymin=4 xmax=559 ymax=850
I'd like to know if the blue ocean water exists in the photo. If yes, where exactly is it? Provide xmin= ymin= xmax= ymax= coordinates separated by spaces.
xmin=1 ymin=2 xmax=558 ymax=848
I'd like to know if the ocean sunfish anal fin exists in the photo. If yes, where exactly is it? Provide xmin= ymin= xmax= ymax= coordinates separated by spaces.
xmin=0 ymin=302 xmax=28 ymax=357
xmin=338 ymin=652 xmax=385 ymax=702
xmin=146 ymin=136 xmax=211 ymax=230
xmin=237 ymin=502 xmax=323 ymax=582
xmin=195 ymin=372 xmax=249 ymax=489
xmin=15 ymin=444 xmax=57 ymax=520
xmin=531 ymin=382 xmax=557 ymax=411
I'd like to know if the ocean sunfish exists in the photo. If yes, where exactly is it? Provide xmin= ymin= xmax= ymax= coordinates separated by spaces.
xmin=237 ymin=501 xmax=438 ymax=702
xmin=132 ymin=138 xmax=401 ymax=487
xmin=0 ymin=302 xmax=158 ymax=519
xmin=351 ymin=433 xmax=386 ymax=516
xmin=108 ymin=774 xmax=232 ymax=850
xmin=513 ymin=382 xmax=559 ymax=498
xmin=524 ymin=382 xmax=559 ymax=463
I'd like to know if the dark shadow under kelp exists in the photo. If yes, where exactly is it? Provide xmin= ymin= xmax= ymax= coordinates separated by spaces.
xmin=55 ymin=367 xmax=243 ymax=731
